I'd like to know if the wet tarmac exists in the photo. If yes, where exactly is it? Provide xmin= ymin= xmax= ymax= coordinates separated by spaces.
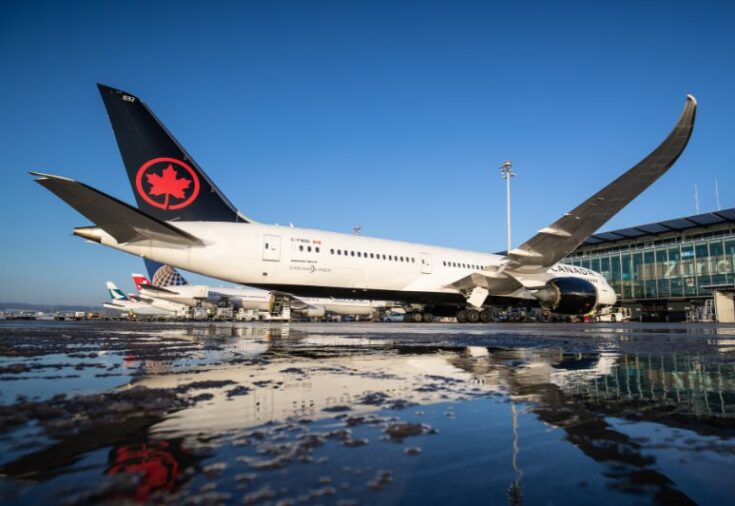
xmin=1 ymin=320 xmax=734 ymax=505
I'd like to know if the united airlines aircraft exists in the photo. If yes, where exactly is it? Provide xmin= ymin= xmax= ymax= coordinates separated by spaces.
xmin=33 ymin=85 xmax=697 ymax=322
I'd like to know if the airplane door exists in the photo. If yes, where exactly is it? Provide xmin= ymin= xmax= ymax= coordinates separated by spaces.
xmin=263 ymin=235 xmax=281 ymax=261
xmin=420 ymin=253 xmax=432 ymax=274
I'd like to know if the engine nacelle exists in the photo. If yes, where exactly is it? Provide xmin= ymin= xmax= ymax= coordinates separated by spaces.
xmin=534 ymin=277 xmax=597 ymax=315
xmin=299 ymin=305 xmax=326 ymax=318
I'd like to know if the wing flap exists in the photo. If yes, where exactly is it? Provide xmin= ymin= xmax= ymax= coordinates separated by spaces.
xmin=445 ymin=271 xmax=524 ymax=295
xmin=32 ymin=172 xmax=203 ymax=247
xmin=508 ymin=95 xmax=697 ymax=271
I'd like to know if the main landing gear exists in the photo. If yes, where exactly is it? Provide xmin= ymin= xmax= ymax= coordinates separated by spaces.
xmin=456 ymin=308 xmax=493 ymax=324
xmin=404 ymin=311 xmax=434 ymax=323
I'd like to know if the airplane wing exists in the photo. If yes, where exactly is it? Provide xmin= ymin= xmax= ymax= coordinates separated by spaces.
xmin=505 ymin=95 xmax=697 ymax=273
xmin=31 ymin=172 xmax=203 ymax=247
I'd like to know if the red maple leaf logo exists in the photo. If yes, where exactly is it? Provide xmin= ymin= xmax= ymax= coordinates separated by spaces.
xmin=145 ymin=165 xmax=191 ymax=210
xmin=135 ymin=157 xmax=200 ymax=211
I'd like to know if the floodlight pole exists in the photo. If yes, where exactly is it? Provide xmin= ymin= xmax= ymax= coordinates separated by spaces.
xmin=499 ymin=161 xmax=515 ymax=253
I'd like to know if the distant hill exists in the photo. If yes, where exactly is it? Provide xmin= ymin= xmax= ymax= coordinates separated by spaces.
xmin=0 ymin=302 xmax=102 ymax=312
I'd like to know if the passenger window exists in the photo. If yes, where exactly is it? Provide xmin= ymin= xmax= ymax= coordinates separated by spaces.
xmin=351 ymin=251 xmax=355 ymax=256
xmin=370 ymin=253 xmax=374 ymax=259
xmin=299 ymin=245 xmax=304 ymax=252
xmin=307 ymin=246 xmax=312 ymax=252
xmin=330 ymin=248 xmax=334 ymax=254
xmin=316 ymin=247 xmax=320 ymax=253
xmin=357 ymin=252 xmax=362 ymax=257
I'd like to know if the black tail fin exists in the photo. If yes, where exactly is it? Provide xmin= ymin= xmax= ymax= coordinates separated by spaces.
xmin=97 ymin=84 xmax=250 ymax=223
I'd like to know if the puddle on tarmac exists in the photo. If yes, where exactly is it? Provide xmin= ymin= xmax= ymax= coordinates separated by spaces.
xmin=1 ymin=321 xmax=734 ymax=504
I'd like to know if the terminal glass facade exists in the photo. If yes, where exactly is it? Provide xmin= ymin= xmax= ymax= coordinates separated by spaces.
xmin=566 ymin=236 xmax=735 ymax=301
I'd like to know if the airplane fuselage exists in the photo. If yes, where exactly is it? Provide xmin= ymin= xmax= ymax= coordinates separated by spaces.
xmin=92 ymin=221 xmax=617 ymax=311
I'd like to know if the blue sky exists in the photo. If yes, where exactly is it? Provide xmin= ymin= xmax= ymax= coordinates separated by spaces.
xmin=1 ymin=0 xmax=734 ymax=305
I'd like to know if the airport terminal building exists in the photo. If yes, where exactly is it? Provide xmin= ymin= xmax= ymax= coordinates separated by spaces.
xmin=564 ymin=208 xmax=735 ymax=321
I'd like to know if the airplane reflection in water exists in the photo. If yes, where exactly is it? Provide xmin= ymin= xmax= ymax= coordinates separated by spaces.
xmin=125 ymin=333 xmax=735 ymax=503
xmin=4 ymin=326 xmax=735 ymax=504
xmin=129 ymin=328 xmax=735 ymax=436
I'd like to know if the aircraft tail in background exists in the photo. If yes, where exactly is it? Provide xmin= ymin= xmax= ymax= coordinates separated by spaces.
xmin=106 ymin=281 xmax=127 ymax=301
xmin=131 ymin=273 xmax=151 ymax=292
xmin=144 ymin=259 xmax=190 ymax=287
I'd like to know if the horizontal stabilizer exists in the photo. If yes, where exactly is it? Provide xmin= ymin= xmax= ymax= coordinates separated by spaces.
xmin=31 ymin=172 xmax=203 ymax=247
xmin=139 ymin=284 xmax=177 ymax=294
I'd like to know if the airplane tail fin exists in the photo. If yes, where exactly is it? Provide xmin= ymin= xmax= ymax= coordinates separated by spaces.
xmin=97 ymin=84 xmax=251 ymax=223
xmin=144 ymin=259 xmax=190 ymax=287
xmin=106 ymin=281 xmax=127 ymax=301
xmin=131 ymin=273 xmax=150 ymax=292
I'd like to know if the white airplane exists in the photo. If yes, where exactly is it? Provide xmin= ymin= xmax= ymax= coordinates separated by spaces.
xmin=127 ymin=273 xmax=190 ymax=316
xmin=132 ymin=261 xmax=387 ymax=319
xmin=34 ymin=85 xmax=697 ymax=323
xmin=101 ymin=281 xmax=174 ymax=317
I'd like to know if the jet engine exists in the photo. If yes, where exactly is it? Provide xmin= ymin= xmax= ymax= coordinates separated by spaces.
xmin=299 ymin=306 xmax=326 ymax=318
xmin=533 ymin=277 xmax=597 ymax=315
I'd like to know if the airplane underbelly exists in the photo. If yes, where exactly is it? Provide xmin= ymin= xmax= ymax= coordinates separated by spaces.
xmin=325 ymin=304 xmax=374 ymax=316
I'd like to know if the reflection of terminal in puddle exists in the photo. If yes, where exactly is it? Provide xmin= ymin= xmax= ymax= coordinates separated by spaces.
xmin=450 ymin=347 xmax=735 ymax=419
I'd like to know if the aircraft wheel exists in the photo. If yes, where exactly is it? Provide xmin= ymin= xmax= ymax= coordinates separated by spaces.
xmin=412 ymin=312 xmax=424 ymax=323
xmin=422 ymin=312 xmax=434 ymax=323
xmin=404 ymin=312 xmax=413 ymax=322
xmin=467 ymin=309 xmax=480 ymax=323
xmin=479 ymin=309 xmax=493 ymax=323
xmin=456 ymin=310 xmax=468 ymax=323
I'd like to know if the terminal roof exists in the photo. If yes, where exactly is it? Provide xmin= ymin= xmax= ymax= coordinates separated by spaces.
xmin=582 ymin=208 xmax=735 ymax=246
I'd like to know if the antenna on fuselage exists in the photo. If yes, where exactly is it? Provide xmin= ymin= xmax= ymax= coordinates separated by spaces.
xmin=353 ymin=225 xmax=362 ymax=235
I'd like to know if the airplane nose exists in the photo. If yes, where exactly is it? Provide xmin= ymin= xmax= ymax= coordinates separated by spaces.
xmin=73 ymin=226 xmax=103 ymax=243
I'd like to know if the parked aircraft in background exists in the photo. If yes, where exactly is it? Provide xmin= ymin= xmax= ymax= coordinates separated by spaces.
xmin=133 ymin=261 xmax=387 ymax=319
xmin=128 ymin=273 xmax=189 ymax=316
xmin=101 ymin=281 xmax=174 ymax=317
xmin=35 ymin=86 xmax=696 ymax=322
